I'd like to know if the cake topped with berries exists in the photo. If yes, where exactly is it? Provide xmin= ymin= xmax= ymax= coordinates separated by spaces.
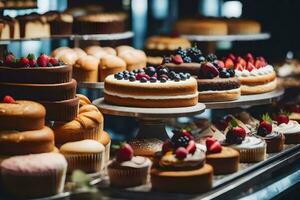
xmin=162 ymin=47 xmax=241 ymax=102
xmin=0 ymin=52 xmax=71 ymax=84
xmin=222 ymin=53 xmax=277 ymax=94
xmin=104 ymin=65 xmax=198 ymax=108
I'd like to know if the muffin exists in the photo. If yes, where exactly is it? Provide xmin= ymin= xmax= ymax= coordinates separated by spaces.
xmin=99 ymin=130 xmax=111 ymax=168
xmin=73 ymin=55 xmax=99 ymax=82
xmin=128 ymin=138 xmax=163 ymax=159
xmin=56 ymin=49 xmax=78 ymax=65
xmin=118 ymin=49 xmax=147 ymax=71
xmin=1 ymin=153 xmax=67 ymax=198
xmin=108 ymin=143 xmax=151 ymax=187
xmin=85 ymin=45 xmax=116 ymax=59
xmin=99 ymin=54 xmax=126 ymax=81
xmin=73 ymin=47 xmax=87 ymax=58
xmin=51 ymin=47 xmax=73 ymax=58
xmin=116 ymin=45 xmax=135 ymax=55
xmin=60 ymin=140 xmax=105 ymax=174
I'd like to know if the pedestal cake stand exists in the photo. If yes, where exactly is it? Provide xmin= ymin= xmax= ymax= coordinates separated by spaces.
xmin=93 ymin=98 xmax=206 ymax=140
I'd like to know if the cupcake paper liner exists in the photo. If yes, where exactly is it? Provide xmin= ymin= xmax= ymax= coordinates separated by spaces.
xmin=234 ymin=145 xmax=266 ymax=163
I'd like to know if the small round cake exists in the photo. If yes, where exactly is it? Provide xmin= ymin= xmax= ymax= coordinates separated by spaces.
xmin=1 ymin=153 xmax=67 ymax=198
xmin=104 ymin=66 xmax=198 ymax=108
xmin=73 ymin=55 xmax=99 ymax=82
xmin=129 ymin=138 xmax=163 ymax=158
xmin=60 ymin=140 xmax=105 ymax=174
xmin=226 ymin=19 xmax=261 ymax=35
xmin=273 ymin=119 xmax=300 ymax=144
xmin=0 ymin=98 xmax=46 ymax=131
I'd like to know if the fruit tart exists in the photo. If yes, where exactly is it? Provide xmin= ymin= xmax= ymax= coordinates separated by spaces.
xmin=223 ymin=120 xmax=266 ymax=163
xmin=151 ymin=130 xmax=213 ymax=193
xmin=107 ymin=143 xmax=151 ymax=187
xmin=254 ymin=114 xmax=285 ymax=153
xmin=205 ymin=137 xmax=239 ymax=175
xmin=223 ymin=53 xmax=277 ymax=94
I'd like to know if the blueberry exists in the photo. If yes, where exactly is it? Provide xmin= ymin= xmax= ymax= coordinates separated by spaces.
xmin=162 ymin=56 xmax=172 ymax=64
xmin=150 ymin=77 xmax=157 ymax=83
xmin=186 ymin=73 xmax=191 ymax=79
xmin=59 ymin=61 xmax=64 ymax=65
xmin=140 ymin=77 xmax=147 ymax=82
xmin=129 ymin=72 xmax=135 ymax=76
xmin=47 ymin=63 xmax=53 ymax=67
xmin=129 ymin=75 xmax=136 ymax=82
xmin=183 ymin=56 xmax=192 ymax=63
xmin=169 ymin=71 xmax=176 ymax=79
xmin=160 ymin=77 xmax=167 ymax=83
xmin=158 ymin=68 xmax=168 ymax=76
xmin=207 ymin=54 xmax=217 ymax=62
xmin=227 ymin=69 xmax=235 ymax=77
xmin=180 ymin=73 xmax=187 ymax=80
xmin=138 ymin=69 xmax=144 ymax=73
xmin=220 ymin=70 xmax=230 ymax=78
xmin=123 ymin=74 xmax=130 ymax=80
xmin=115 ymin=73 xmax=123 ymax=80
xmin=133 ymin=69 xmax=139 ymax=73
xmin=235 ymin=137 xmax=243 ymax=144
xmin=123 ymin=70 xmax=129 ymax=74
xmin=174 ymin=74 xmax=181 ymax=82
xmin=145 ymin=66 xmax=156 ymax=76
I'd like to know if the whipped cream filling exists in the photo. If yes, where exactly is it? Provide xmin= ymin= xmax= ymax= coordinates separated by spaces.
xmin=104 ymin=90 xmax=198 ymax=100
xmin=198 ymin=87 xmax=241 ymax=94
xmin=273 ymin=120 xmax=300 ymax=134
xmin=235 ymin=65 xmax=274 ymax=77
xmin=230 ymin=136 xmax=266 ymax=149
xmin=241 ymin=79 xmax=276 ymax=88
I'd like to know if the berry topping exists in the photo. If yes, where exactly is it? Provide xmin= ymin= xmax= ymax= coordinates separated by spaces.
xmin=3 ymin=95 xmax=15 ymax=103
xmin=219 ymin=69 xmax=231 ymax=78
xmin=160 ymin=77 xmax=167 ymax=83
xmin=199 ymin=62 xmax=219 ymax=79
xmin=206 ymin=137 xmax=217 ymax=148
xmin=246 ymin=62 xmax=255 ymax=72
xmin=150 ymin=77 xmax=157 ymax=83
xmin=175 ymin=147 xmax=188 ymax=159
xmin=171 ymin=129 xmax=193 ymax=148
xmin=172 ymin=54 xmax=183 ymax=64
xmin=37 ymin=53 xmax=49 ymax=67
xmin=257 ymin=126 xmax=269 ymax=137
xmin=259 ymin=113 xmax=273 ymax=134
xmin=27 ymin=54 xmax=36 ymax=67
xmin=114 ymin=73 xmax=123 ymax=80
xmin=162 ymin=140 xmax=173 ymax=154
xmin=145 ymin=66 xmax=156 ymax=76
xmin=225 ymin=119 xmax=246 ymax=144
xmin=276 ymin=113 xmax=289 ymax=125
xmin=19 ymin=57 xmax=30 ymax=68
xmin=162 ymin=56 xmax=172 ymax=64
xmin=129 ymin=75 xmax=136 ymax=82
xmin=140 ymin=77 xmax=148 ymax=82
xmin=207 ymin=54 xmax=217 ymax=62
xmin=116 ymin=143 xmax=134 ymax=162
xmin=208 ymin=141 xmax=222 ymax=153
xmin=224 ymin=58 xmax=234 ymax=69
xmin=49 ymin=57 xmax=60 ymax=66
xmin=186 ymin=140 xmax=196 ymax=154
xmin=214 ymin=60 xmax=225 ymax=68
xmin=3 ymin=52 xmax=15 ymax=66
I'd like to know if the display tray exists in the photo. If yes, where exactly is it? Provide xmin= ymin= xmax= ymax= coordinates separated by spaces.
xmin=181 ymin=33 xmax=271 ymax=42
xmin=205 ymin=89 xmax=284 ymax=109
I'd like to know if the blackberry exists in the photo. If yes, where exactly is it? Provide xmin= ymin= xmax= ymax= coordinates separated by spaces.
xmin=226 ymin=131 xmax=243 ymax=145
xmin=172 ymin=134 xmax=190 ymax=148
xmin=257 ymin=126 xmax=268 ymax=137
xmin=183 ymin=56 xmax=192 ymax=63
xmin=186 ymin=47 xmax=202 ymax=57
xmin=207 ymin=54 xmax=217 ymax=62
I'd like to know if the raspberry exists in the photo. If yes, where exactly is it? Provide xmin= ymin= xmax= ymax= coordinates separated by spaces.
xmin=175 ymin=147 xmax=188 ymax=159
xmin=116 ymin=143 xmax=134 ymax=162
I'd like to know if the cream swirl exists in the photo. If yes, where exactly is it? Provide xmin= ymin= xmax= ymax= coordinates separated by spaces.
xmin=254 ymin=131 xmax=282 ymax=140
xmin=273 ymin=120 xmax=300 ymax=134
xmin=230 ymin=136 xmax=266 ymax=149
xmin=109 ymin=156 xmax=151 ymax=169
xmin=235 ymin=65 xmax=274 ymax=77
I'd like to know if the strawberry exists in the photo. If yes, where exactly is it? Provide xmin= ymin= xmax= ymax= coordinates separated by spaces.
xmin=215 ymin=60 xmax=225 ymax=68
xmin=186 ymin=140 xmax=196 ymax=154
xmin=227 ymin=53 xmax=236 ymax=61
xmin=208 ymin=141 xmax=222 ymax=153
xmin=3 ymin=95 xmax=15 ymax=103
xmin=116 ymin=143 xmax=134 ymax=162
xmin=235 ymin=63 xmax=244 ymax=71
xmin=37 ymin=53 xmax=49 ymax=67
xmin=233 ymin=126 xmax=246 ymax=139
xmin=292 ymin=105 xmax=300 ymax=113
xmin=175 ymin=147 xmax=188 ymax=159
xmin=172 ymin=54 xmax=183 ymax=64
xmin=182 ymin=129 xmax=194 ymax=140
xmin=277 ymin=114 xmax=289 ymax=125
xmin=27 ymin=53 xmax=36 ymax=67
xmin=236 ymin=56 xmax=247 ymax=66
xmin=49 ymin=57 xmax=59 ymax=66
xmin=247 ymin=62 xmax=255 ymax=72
xmin=224 ymin=58 xmax=234 ymax=69
xmin=3 ymin=52 xmax=15 ymax=66
xmin=245 ymin=53 xmax=254 ymax=62
xmin=255 ymin=59 xmax=264 ymax=69
xmin=200 ymin=62 xmax=219 ymax=78
xmin=19 ymin=57 xmax=30 ymax=67
xmin=162 ymin=140 xmax=173 ymax=153
xmin=259 ymin=113 xmax=273 ymax=133
xmin=206 ymin=137 xmax=217 ymax=149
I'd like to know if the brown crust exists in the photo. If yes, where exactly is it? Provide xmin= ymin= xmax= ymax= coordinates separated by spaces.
xmin=104 ymin=93 xmax=198 ymax=108
xmin=0 ymin=126 xmax=55 ymax=155
xmin=241 ymin=79 xmax=277 ymax=94
xmin=0 ymin=65 xmax=72 ymax=84
xmin=206 ymin=147 xmax=239 ymax=175
xmin=0 ymin=79 xmax=77 ymax=101
xmin=198 ymin=88 xmax=241 ymax=102
xmin=151 ymin=164 xmax=213 ymax=193
xmin=238 ymin=71 xmax=276 ymax=85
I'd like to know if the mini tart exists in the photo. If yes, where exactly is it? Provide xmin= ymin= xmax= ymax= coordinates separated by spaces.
xmin=60 ymin=140 xmax=105 ymax=174
xmin=0 ymin=126 xmax=55 ymax=155
xmin=224 ymin=136 xmax=266 ymax=163
xmin=254 ymin=131 xmax=285 ymax=153
xmin=0 ymin=100 xmax=45 ymax=131
xmin=197 ymin=77 xmax=241 ymax=102
xmin=0 ymin=79 xmax=77 ymax=101
xmin=0 ymin=153 xmax=67 ymax=199
xmin=273 ymin=120 xmax=300 ymax=144
xmin=128 ymin=138 xmax=163 ymax=158
xmin=206 ymin=146 xmax=239 ymax=175
xmin=104 ymin=75 xmax=198 ymax=108
xmin=108 ymin=156 xmax=151 ymax=187
xmin=0 ymin=65 xmax=72 ymax=84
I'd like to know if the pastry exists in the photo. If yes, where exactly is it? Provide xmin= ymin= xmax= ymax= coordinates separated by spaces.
xmin=53 ymin=104 xmax=103 ymax=146
xmin=226 ymin=19 xmax=261 ymax=35
xmin=73 ymin=47 xmax=87 ymax=58
xmin=254 ymin=114 xmax=285 ymax=153
xmin=1 ymin=153 xmax=67 ymax=198
xmin=151 ymin=130 xmax=212 ymax=193
xmin=223 ymin=120 xmax=266 ymax=163
xmin=116 ymin=45 xmax=135 ymax=55
xmin=223 ymin=53 xmax=277 ymax=94
xmin=173 ymin=18 xmax=228 ymax=35
xmin=118 ymin=49 xmax=147 ymax=71
xmin=77 ymin=93 xmax=91 ymax=106
xmin=85 ymin=46 xmax=117 ymax=59
xmin=73 ymin=55 xmax=99 ymax=82
xmin=129 ymin=138 xmax=163 ymax=158
xmin=104 ymin=66 xmax=198 ymax=107
xmin=108 ymin=143 xmax=151 ymax=187
xmin=205 ymin=138 xmax=239 ymax=175
xmin=99 ymin=54 xmax=127 ymax=82
xmin=73 ymin=12 xmax=128 ymax=34
xmin=60 ymin=140 xmax=105 ymax=174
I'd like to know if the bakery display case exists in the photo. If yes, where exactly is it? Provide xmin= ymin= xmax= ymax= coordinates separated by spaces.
xmin=0 ymin=0 xmax=300 ymax=199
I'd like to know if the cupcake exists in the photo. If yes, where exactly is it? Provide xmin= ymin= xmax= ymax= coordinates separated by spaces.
xmin=223 ymin=119 xmax=266 ymax=163
xmin=1 ymin=153 xmax=67 ymax=198
xmin=151 ymin=130 xmax=213 ymax=193
xmin=73 ymin=47 xmax=87 ymax=58
xmin=273 ymin=113 xmax=300 ymax=144
xmin=60 ymin=140 xmax=105 ymax=174
xmin=98 ymin=54 xmax=126 ymax=82
xmin=73 ymin=55 xmax=99 ymax=82
xmin=128 ymin=138 xmax=163 ymax=159
xmin=254 ymin=114 xmax=285 ymax=153
xmin=108 ymin=143 xmax=151 ymax=187
xmin=205 ymin=138 xmax=239 ymax=174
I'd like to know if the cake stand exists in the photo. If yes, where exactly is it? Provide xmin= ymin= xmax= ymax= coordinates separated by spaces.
xmin=181 ymin=33 xmax=271 ymax=42
xmin=93 ymin=98 xmax=206 ymax=140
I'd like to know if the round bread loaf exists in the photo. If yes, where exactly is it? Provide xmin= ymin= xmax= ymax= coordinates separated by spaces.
xmin=73 ymin=55 xmax=99 ymax=82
